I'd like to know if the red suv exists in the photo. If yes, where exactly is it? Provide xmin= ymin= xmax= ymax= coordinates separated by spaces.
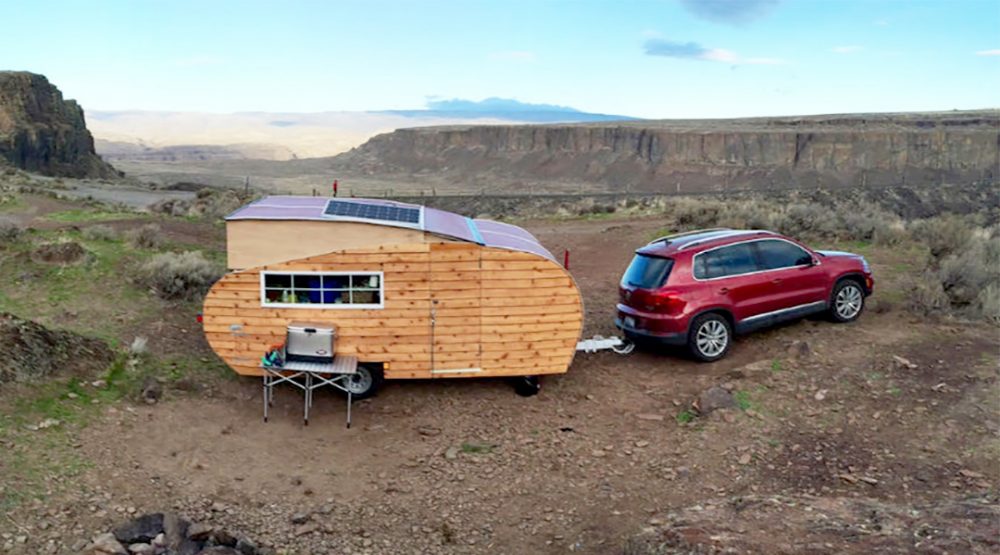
xmin=616 ymin=229 xmax=873 ymax=361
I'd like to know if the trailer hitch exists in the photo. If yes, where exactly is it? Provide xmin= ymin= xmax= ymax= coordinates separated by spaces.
xmin=575 ymin=335 xmax=635 ymax=355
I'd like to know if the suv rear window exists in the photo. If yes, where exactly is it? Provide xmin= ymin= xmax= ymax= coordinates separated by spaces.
xmin=694 ymin=243 xmax=759 ymax=279
xmin=622 ymin=255 xmax=674 ymax=289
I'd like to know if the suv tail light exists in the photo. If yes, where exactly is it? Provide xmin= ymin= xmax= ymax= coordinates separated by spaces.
xmin=645 ymin=290 xmax=686 ymax=314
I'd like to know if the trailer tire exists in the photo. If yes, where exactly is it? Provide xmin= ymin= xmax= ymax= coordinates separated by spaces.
xmin=342 ymin=364 xmax=383 ymax=399
xmin=513 ymin=376 xmax=541 ymax=397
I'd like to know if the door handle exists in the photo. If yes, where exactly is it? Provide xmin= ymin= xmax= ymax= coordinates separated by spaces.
xmin=718 ymin=287 xmax=729 ymax=295
xmin=772 ymin=278 xmax=783 ymax=284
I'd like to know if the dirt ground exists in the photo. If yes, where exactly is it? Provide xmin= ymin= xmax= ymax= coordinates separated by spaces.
xmin=1 ymin=206 xmax=998 ymax=554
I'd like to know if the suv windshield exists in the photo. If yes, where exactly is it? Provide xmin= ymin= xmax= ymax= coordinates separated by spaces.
xmin=622 ymin=254 xmax=674 ymax=288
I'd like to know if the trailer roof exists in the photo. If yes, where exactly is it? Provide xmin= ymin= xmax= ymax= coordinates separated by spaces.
xmin=227 ymin=196 xmax=555 ymax=260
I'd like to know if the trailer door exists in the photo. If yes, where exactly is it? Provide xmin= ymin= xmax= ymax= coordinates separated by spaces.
xmin=429 ymin=243 xmax=482 ymax=375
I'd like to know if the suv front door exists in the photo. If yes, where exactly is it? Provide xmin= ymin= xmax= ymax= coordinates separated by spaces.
xmin=751 ymin=239 xmax=828 ymax=314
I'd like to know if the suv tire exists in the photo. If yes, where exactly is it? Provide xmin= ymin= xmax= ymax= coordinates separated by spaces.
xmin=688 ymin=313 xmax=732 ymax=362
xmin=829 ymin=279 xmax=865 ymax=323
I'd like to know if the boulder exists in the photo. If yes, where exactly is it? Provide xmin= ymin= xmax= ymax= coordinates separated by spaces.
xmin=197 ymin=548 xmax=241 ymax=555
xmin=210 ymin=529 xmax=237 ymax=547
xmin=693 ymin=386 xmax=736 ymax=416
xmin=235 ymin=537 xmax=258 ymax=554
xmin=140 ymin=375 xmax=163 ymax=404
xmin=113 ymin=513 xmax=165 ymax=545
xmin=82 ymin=533 xmax=127 ymax=555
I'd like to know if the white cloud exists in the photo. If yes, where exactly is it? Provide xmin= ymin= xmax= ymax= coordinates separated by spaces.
xmin=644 ymin=38 xmax=785 ymax=65
xmin=701 ymin=48 xmax=739 ymax=63
xmin=488 ymin=51 xmax=536 ymax=62
xmin=831 ymin=45 xmax=863 ymax=54
xmin=975 ymin=49 xmax=1000 ymax=56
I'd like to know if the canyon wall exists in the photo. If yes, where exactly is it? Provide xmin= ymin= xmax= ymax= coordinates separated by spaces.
xmin=0 ymin=71 xmax=118 ymax=178
xmin=330 ymin=112 xmax=999 ymax=193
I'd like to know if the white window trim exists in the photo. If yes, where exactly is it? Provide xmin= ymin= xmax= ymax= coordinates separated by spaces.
xmin=259 ymin=270 xmax=385 ymax=309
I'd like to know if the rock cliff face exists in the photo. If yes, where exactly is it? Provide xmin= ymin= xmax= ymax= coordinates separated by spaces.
xmin=0 ymin=71 xmax=118 ymax=178
xmin=331 ymin=111 xmax=999 ymax=193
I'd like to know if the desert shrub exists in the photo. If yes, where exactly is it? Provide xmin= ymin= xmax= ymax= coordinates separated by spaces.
xmin=934 ymin=234 xmax=1000 ymax=313
xmin=129 ymin=336 xmax=149 ymax=357
xmin=139 ymin=251 xmax=223 ymax=300
xmin=82 ymin=224 xmax=118 ymax=241
xmin=977 ymin=284 xmax=1000 ymax=325
xmin=774 ymin=203 xmax=840 ymax=239
xmin=0 ymin=217 xmax=21 ymax=243
xmin=872 ymin=224 xmax=908 ymax=246
xmin=903 ymin=272 xmax=951 ymax=316
xmin=908 ymin=216 xmax=975 ymax=259
xmin=669 ymin=198 xmax=724 ymax=229
xmin=839 ymin=208 xmax=896 ymax=242
xmin=127 ymin=223 xmax=163 ymax=249
xmin=715 ymin=201 xmax=779 ymax=230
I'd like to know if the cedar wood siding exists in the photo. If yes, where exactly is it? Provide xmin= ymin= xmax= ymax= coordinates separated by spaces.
xmin=203 ymin=241 xmax=583 ymax=379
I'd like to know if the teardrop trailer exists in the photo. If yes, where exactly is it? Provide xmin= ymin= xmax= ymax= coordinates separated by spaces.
xmin=202 ymin=196 xmax=631 ymax=425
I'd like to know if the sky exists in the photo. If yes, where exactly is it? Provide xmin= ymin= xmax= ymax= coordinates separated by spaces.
xmin=2 ymin=0 xmax=999 ymax=118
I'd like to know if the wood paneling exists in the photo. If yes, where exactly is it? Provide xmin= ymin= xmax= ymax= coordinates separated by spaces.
xmin=204 ymin=234 xmax=583 ymax=381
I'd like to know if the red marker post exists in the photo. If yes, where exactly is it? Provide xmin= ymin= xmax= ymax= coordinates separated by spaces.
xmin=333 ymin=179 xmax=339 ymax=197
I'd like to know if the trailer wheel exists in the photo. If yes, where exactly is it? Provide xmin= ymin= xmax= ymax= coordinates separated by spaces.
xmin=342 ymin=364 xmax=383 ymax=399
xmin=513 ymin=376 xmax=541 ymax=397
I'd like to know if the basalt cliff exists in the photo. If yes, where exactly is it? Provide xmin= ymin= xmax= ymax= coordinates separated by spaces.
xmin=329 ymin=111 xmax=999 ymax=193
xmin=0 ymin=71 xmax=118 ymax=178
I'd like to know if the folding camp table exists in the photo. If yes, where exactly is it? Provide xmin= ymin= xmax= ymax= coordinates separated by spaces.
xmin=260 ymin=355 xmax=359 ymax=427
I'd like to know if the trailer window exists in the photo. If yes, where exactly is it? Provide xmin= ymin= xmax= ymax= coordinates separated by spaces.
xmin=260 ymin=272 xmax=383 ymax=309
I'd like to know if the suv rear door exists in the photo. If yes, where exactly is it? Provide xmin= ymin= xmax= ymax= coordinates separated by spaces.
xmin=693 ymin=242 xmax=772 ymax=322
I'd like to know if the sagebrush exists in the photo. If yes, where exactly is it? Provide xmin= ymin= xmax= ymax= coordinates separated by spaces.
xmin=127 ymin=223 xmax=163 ymax=249
xmin=139 ymin=251 xmax=223 ymax=300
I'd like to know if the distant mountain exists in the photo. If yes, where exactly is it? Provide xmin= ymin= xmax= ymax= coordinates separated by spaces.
xmin=380 ymin=97 xmax=634 ymax=123
xmin=89 ymin=99 xmax=637 ymax=162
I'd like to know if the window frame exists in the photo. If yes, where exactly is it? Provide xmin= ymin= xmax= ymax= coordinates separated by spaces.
xmin=259 ymin=270 xmax=385 ymax=309
xmin=751 ymin=238 xmax=814 ymax=271
xmin=691 ymin=238 xmax=819 ymax=281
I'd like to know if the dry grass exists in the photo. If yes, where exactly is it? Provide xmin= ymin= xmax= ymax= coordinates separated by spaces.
xmin=81 ymin=224 xmax=118 ymax=241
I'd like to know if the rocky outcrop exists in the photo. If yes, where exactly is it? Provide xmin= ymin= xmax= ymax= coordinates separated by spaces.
xmin=0 ymin=71 xmax=119 ymax=178
xmin=331 ymin=111 xmax=1000 ymax=193
xmin=0 ymin=311 xmax=113 ymax=383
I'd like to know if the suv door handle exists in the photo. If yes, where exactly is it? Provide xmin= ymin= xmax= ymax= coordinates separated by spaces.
xmin=718 ymin=287 xmax=729 ymax=295
xmin=771 ymin=278 xmax=783 ymax=284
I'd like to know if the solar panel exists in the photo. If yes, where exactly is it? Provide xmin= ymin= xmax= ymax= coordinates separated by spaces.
xmin=323 ymin=200 xmax=421 ymax=224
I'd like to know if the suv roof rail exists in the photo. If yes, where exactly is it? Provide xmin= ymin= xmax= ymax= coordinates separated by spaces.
xmin=676 ymin=229 xmax=776 ymax=251
xmin=647 ymin=227 xmax=732 ymax=245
